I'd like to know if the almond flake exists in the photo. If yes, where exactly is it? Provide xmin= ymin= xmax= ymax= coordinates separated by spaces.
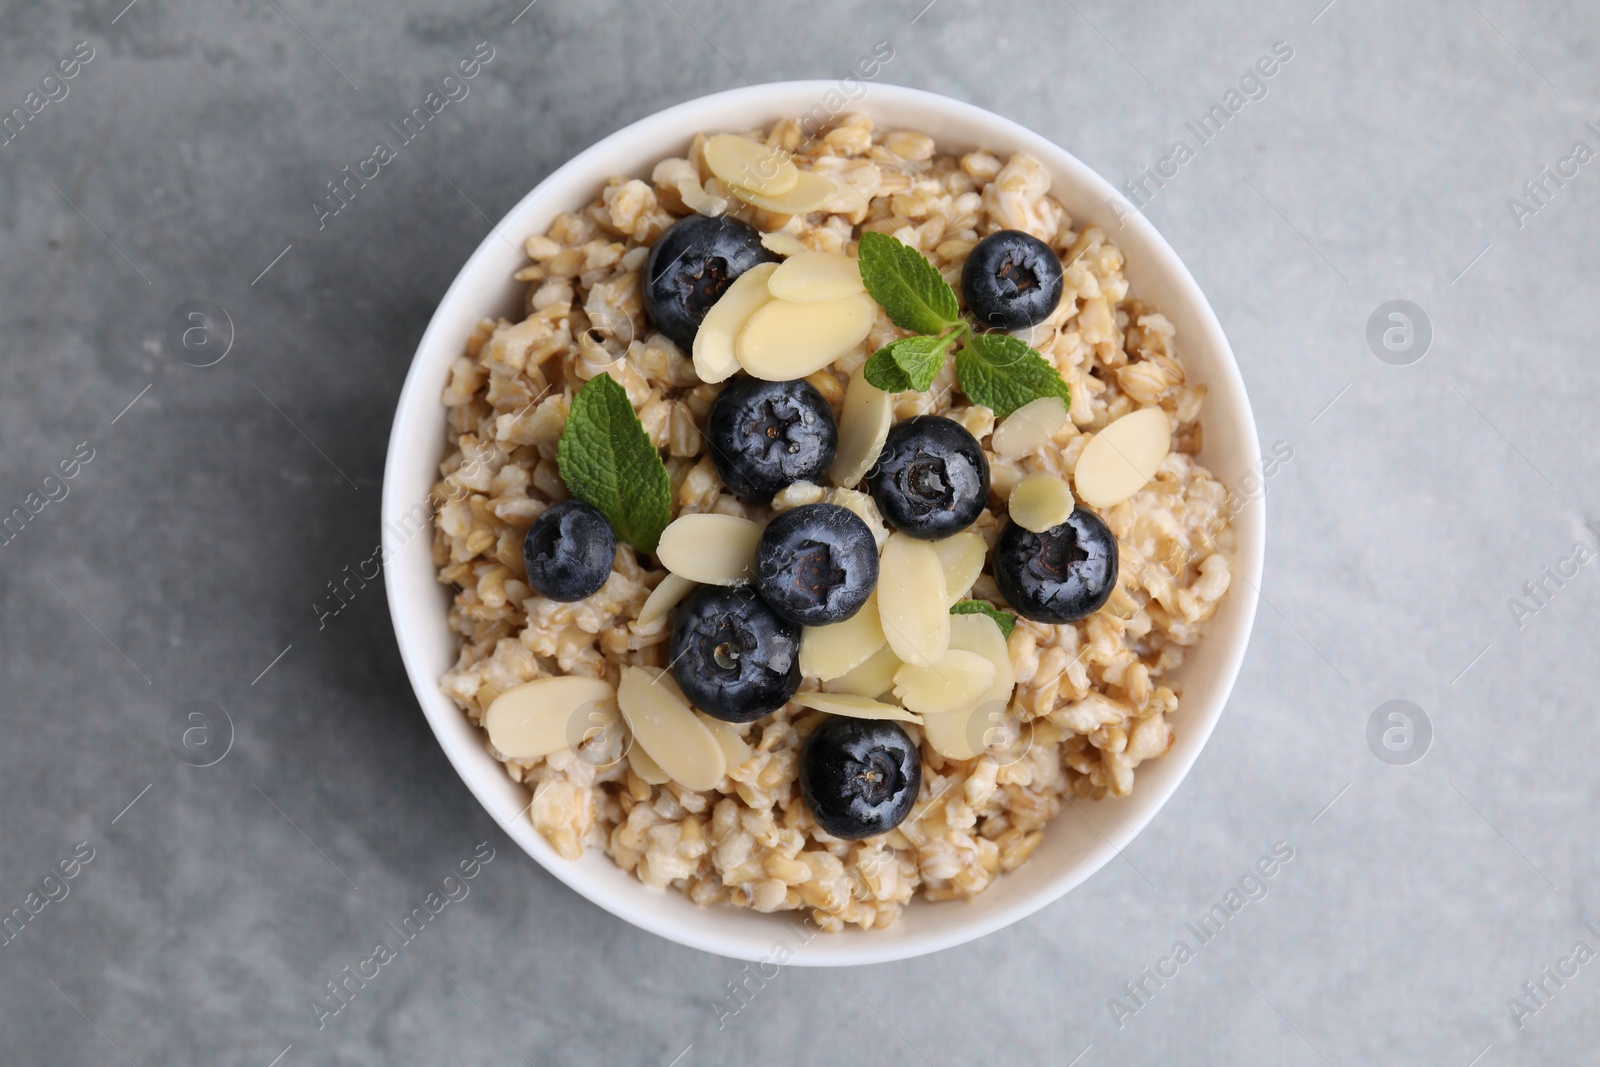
xmin=692 ymin=260 xmax=778 ymax=384
xmin=991 ymin=396 xmax=1068 ymax=458
xmin=892 ymin=648 xmax=995 ymax=715
xmin=1008 ymin=472 xmax=1076 ymax=533
xmin=628 ymin=742 xmax=670 ymax=784
xmin=735 ymin=291 xmax=877 ymax=381
xmin=949 ymin=613 xmax=1015 ymax=705
xmin=656 ymin=514 xmax=761 ymax=585
xmin=790 ymin=691 xmax=923 ymax=724
xmin=679 ymin=181 xmax=730 ymax=218
xmin=877 ymin=532 xmax=950 ymax=666
xmin=767 ymin=252 xmax=866 ymax=303
xmin=1073 ymin=406 xmax=1171 ymax=508
xmin=799 ymin=591 xmax=887 ymax=679
xmin=695 ymin=711 xmax=753 ymax=770
xmin=822 ymin=644 xmax=903 ymax=698
xmin=930 ymin=531 xmax=986 ymax=606
xmin=827 ymin=368 xmax=893 ymax=488
xmin=921 ymin=702 xmax=989 ymax=761
xmin=729 ymin=169 xmax=837 ymax=214
xmin=637 ymin=573 xmax=696 ymax=627
xmin=704 ymin=133 xmax=800 ymax=197
xmin=616 ymin=666 xmax=726 ymax=792
xmin=923 ymin=614 xmax=1018 ymax=760
xmin=760 ymin=231 xmax=809 ymax=257
xmin=483 ymin=676 xmax=617 ymax=760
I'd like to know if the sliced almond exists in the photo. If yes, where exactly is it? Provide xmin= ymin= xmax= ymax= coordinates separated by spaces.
xmin=827 ymin=368 xmax=893 ymax=488
xmin=656 ymin=514 xmax=761 ymax=585
xmin=692 ymin=260 xmax=778 ymax=384
xmin=877 ymin=532 xmax=950 ymax=666
xmin=791 ymin=691 xmax=923 ymax=724
xmin=1073 ymin=407 xmax=1171 ymax=508
xmin=735 ymin=291 xmax=877 ymax=381
xmin=921 ymin=703 xmax=989 ymax=761
xmin=616 ymin=666 xmax=726 ymax=792
xmin=679 ymin=180 xmax=730 ymax=218
xmin=704 ymin=133 xmax=799 ymax=197
xmin=628 ymin=742 xmax=671 ymax=785
xmin=484 ymin=676 xmax=617 ymax=759
xmin=799 ymin=591 xmax=887 ymax=680
xmin=760 ymin=231 xmax=808 ymax=257
xmin=637 ymin=573 xmax=696 ymax=627
xmin=1009 ymin=472 xmax=1076 ymax=533
xmin=767 ymin=252 xmax=865 ymax=303
xmin=570 ymin=699 xmax=626 ymax=754
xmin=729 ymin=169 xmax=837 ymax=214
xmin=823 ymin=644 xmax=903 ymax=698
xmin=924 ymin=614 xmax=1019 ymax=761
xmin=949 ymin=613 xmax=1016 ymax=706
xmin=991 ymin=396 xmax=1068 ymax=458
xmin=930 ymin=531 xmax=987 ymax=607
xmin=893 ymin=649 xmax=995 ymax=716
xmin=695 ymin=711 xmax=753 ymax=770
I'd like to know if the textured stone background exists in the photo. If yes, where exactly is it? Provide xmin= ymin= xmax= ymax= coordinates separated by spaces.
xmin=1 ymin=1 xmax=1596 ymax=1064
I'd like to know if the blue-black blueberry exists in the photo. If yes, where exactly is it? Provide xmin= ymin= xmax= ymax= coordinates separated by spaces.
xmin=960 ymin=228 xmax=1065 ymax=331
xmin=752 ymin=503 xmax=878 ymax=626
xmin=865 ymin=415 xmax=990 ymax=540
xmin=992 ymin=508 xmax=1118 ymax=623
xmin=800 ymin=716 xmax=921 ymax=840
xmin=522 ymin=500 xmax=617 ymax=602
xmin=706 ymin=377 xmax=837 ymax=504
xmin=670 ymin=585 xmax=801 ymax=723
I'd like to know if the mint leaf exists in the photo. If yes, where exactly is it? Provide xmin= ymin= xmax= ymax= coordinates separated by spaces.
xmin=857 ymin=231 xmax=962 ymax=335
xmin=863 ymin=332 xmax=957 ymax=393
xmin=955 ymin=331 xmax=1071 ymax=419
xmin=950 ymin=599 xmax=1017 ymax=639
xmin=556 ymin=374 xmax=672 ymax=554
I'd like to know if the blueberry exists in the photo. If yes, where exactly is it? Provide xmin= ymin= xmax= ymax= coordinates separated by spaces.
xmin=961 ymin=229 xmax=1065 ymax=331
xmin=865 ymin=416 xmax=990 ymax=540
xmin=753 ymin=503 xmax=878 ymax=627
xmin=800 ymin=716 xmax=921 ymax=840
xmin=992 ymin=509 xmax=1118 ymax=623
xmin=670 ymin=585 xmax=800 ymax=723
xmin=707 ymin=377 xmax=837 ymax=504
xmin=643 ymin=215 xmax=779 ymax=351
xmin=522 ymin=500 xmax=616 ymax=602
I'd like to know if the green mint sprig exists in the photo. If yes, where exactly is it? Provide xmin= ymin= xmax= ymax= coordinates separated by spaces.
xmin=956 ymin=331 xmax=1070 ymax=417
xmin=556 ymin=374 xmax=672 ymax=554
xmin=856 ymin=231 xmax=1070 ymax=419
xmin=863 ymin=333 xmax=959 ymax=393
xmin=950 ymin=599 xmax=1017 ymax=638
xmin=857 ymin=230 xmax=962 ymax=335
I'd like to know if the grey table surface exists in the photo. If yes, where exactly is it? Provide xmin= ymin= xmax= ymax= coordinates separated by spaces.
xmin=2 ymin=0 xmax=1596 ymax=1064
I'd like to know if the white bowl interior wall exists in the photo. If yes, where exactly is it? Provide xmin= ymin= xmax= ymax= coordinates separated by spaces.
xmin=383 ymin=82 xmax=1263 ymax=965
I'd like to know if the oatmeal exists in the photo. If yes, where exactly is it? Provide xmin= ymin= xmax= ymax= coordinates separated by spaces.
xmin=433 ymin=115 xmax=1235 ymax=931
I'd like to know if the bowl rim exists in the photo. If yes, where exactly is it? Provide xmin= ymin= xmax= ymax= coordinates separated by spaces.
xmin=383 ymin=79 xmax=1263 ymax=966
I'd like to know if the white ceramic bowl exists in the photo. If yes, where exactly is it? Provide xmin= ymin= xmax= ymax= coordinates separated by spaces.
xmin=383 ymin=81 xmax=1263 ymax=966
